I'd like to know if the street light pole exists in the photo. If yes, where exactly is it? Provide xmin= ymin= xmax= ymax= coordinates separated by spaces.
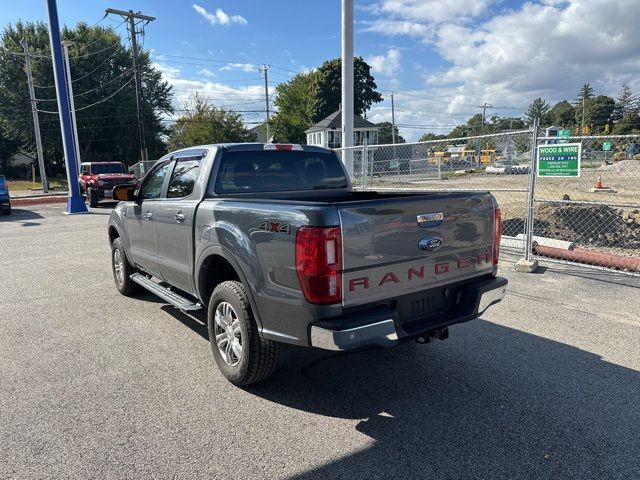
xmin=341 ymin=0 xmax=354 ymax=179
xmin=62 ymin=41 xmax=82 ymax=175
xmin=44 ymin=0 xmax=87 ymax=214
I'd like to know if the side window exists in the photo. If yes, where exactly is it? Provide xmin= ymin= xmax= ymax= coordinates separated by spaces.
xmin=139 ymin=162 xmax=170 ymax=200
xmin=167 ymin=158 xmax=201 ymax=198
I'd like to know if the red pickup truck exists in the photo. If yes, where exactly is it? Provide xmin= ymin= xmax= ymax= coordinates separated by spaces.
xmin=79 ymin=162 xmax=138 ymax=207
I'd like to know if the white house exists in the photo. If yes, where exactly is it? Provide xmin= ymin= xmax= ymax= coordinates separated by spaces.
xmin=305 ymin=109 xmax=379 ymax=149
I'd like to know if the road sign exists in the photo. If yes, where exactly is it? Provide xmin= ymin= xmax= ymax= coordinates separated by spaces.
xmin=558 ymin=129 xmax=571 ymax=138
xmin=537 ymin=143 xmax=581 ymax=178
xmin=603 ymin=141 xmax=612 ymax=151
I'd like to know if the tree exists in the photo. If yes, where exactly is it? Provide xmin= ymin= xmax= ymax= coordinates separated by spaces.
xmin=419 ymin=133 xmax=447 ymax=142
xmin=376 ymin=121 xmax=405 ymax=144
xmin=575 ymin=83 xmax=595 ymax=104
xmin=549 ymin=100 xmax=575 ymax=127
xmin=586 ymin=95 xmax=615 ymax=130
xmin=612 ymin=84 xmax=638 ymax=121
xmin=167 ymin=94 xmax=253 ymax=150
xmin=271 ymin=70 xmax=316 ymax=143
xmin=523 ymin=98 xmax=550 ymax=126
xmin=309 ymin=57 xmax=382 ymax=122
xmin=0 ymin=21 xmax=172 ymax=176
xmin=0 ymin=121 xmax=19 ymax=176
xmin=574 ymin=83 xmax=595 ymax=129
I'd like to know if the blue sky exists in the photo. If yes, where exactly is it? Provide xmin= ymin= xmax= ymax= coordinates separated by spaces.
xmin=2 ymin=0 xmax=639 ymax=140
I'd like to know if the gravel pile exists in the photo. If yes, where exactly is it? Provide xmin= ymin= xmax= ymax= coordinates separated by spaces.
xmin=532 ymin=203 xmax=640 ymax=250
xmin=597 ymin=160 xmax=640 ymax=174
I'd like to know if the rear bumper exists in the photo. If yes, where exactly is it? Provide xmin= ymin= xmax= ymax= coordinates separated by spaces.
xmin=310 ymin=276 xmax=507 ymax=351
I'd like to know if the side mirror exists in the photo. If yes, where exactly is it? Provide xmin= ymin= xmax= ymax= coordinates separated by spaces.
xmin=113 ymin=184 xmax=138 ymax=202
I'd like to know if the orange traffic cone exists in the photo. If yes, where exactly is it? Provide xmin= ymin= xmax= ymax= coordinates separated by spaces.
xmin=595 ymin=175 xmax=603 ymax=189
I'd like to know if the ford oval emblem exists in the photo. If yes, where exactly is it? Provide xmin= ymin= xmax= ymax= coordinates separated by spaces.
xmin=418 ymin=236 xmax=444 ymax=251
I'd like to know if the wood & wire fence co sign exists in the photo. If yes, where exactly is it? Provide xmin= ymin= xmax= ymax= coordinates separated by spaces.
xmin=537 ymin=143 xmax=582 ymax=177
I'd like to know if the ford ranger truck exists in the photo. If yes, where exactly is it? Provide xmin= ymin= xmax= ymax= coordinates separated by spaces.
xmin=108 ymin=143 xmax=507 ymax=386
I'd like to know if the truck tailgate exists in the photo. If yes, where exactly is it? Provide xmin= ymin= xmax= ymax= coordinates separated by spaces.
xmin=338 ymin=192 xmax=495 ymax=307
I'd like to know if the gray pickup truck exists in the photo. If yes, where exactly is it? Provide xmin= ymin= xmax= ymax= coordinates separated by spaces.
xmin=108 ymin=143 xmax=507 ymax=385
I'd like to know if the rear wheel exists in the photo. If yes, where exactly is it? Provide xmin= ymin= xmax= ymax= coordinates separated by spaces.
xmin=111 ymin=237 xmax=142 ymax=296
xmin=208 ymin=281 xmax=278 ymax=386
xmin=88 ymin=187 xmax=99 ymax=208
xmin=1 ymin=206 xmax=9 ymax=215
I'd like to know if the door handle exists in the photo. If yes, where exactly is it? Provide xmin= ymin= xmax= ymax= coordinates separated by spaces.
xmin=175 ymin=212 xmax=185 ymax=223
xmin=144 ymin=212 xmax=153 ymax=221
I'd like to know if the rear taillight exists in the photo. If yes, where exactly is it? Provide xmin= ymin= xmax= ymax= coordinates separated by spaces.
xmin=493 ymin=207 xmax=502 ymax=266
xmin=295 ymin=226 xmax=342 ymax=305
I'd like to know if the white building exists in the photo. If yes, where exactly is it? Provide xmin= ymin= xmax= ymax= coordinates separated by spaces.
xmin=305 ymin=109 xmax=379 ymax=149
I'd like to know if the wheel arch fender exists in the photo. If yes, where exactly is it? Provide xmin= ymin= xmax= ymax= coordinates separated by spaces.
xmin=195 ymin=246 xmax=264 ymax=333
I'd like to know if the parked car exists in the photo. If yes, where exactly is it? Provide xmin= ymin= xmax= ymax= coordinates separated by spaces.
xmin=108 ymin=143 xmax=507 ymax=385
xmin=0 ymin=175 xmax=10 ymax=215
xmin=78 ymin=162 xmax=138 ymax=207
xmin=486 ymin=159 xmax=530 ymax=175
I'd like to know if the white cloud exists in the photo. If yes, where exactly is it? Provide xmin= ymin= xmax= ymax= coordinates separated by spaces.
xmin=192 ymin=4 xmax=247 ymax=27
xmin=367 ymin=48 xmax=402 ymax=76
xmin=375 ymin=0 xmax=495 ymax=24
xmin=199 ymin=68 xmax=216 ymax=78
xmin=151 ymin=60 xmax=265 ymax=125
xmin=220 ymin=62 xmax=257 ymax=72
xmin=362 ymin=19 xmax=434 ymax=42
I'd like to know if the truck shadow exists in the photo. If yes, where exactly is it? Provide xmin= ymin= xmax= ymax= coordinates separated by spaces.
xmin=0 ymin=208 xmax=44 ymax=225
xmin=244 ymin=320 xmax=640 ymax=480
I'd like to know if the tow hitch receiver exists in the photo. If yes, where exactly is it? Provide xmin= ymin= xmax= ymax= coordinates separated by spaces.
xmin=415 ymin=327 xmax=449 ymax=344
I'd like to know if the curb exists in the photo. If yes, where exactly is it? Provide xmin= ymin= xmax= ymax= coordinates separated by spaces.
xmin=11 ymin=196 xmax=69 ymax=207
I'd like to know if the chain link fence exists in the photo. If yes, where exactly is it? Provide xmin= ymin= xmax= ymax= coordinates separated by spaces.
xmin=128 ymin=160 xmax=157 ymax=179
xmin=530 ymin=134 xmax=640 ymax=273
xmin=334 ymin=130 xmax=640 ymax=276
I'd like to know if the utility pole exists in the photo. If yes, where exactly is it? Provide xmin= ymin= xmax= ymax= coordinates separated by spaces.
xmin=390 ymin=92 xmax=397 ymax=144
xmin=45 ymin=0 xmax=87 ymax=214
xmin=62 ymin=41 xmax=82 ymax=174
xmin=581 ymin=94 xmax=586 ymax=134
xmin=259 ymin=64 xmax=270 ymax=141
xmin=106 ymin=8 xmax=155 ymax=162
xmin=341 ymin=0 xmax=354 ymax=179
xmin=20 ymin=37 xmax=49 ymax=193
xmin=478 ymin=102 xmax=493 ymax=133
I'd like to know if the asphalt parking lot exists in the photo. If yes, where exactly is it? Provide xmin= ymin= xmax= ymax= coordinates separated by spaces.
xmin=1 ymin=204 xmax=640 ymax=480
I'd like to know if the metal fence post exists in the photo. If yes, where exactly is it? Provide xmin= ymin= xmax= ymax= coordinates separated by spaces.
xmin=516 ymin=118 xmax=540 ymax=272
xmin=361 ymin=140 xmax=368 ymax=190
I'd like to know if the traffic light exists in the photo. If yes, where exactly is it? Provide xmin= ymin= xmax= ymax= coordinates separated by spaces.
xmin=604 ymin=124 xmax=610 ymax=134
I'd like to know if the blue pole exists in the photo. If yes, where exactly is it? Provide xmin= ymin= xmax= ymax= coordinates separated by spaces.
xmin=45 ymin=0 xmax=88 ymax=214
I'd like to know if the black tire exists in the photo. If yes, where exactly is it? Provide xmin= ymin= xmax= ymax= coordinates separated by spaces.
xmin=208 ymin=281 xmax=278 ymax=386
xmin=1 ymin=206 xmax=9 ymax=215
xmin=111 ymin=237 xmax=143 ymax=296
xmin=88 ymin=187 xmax=99 ymax=208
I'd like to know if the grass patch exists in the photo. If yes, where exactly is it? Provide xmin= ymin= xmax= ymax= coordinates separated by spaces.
xmin=7 ymin=177 xmax=68 ymax=192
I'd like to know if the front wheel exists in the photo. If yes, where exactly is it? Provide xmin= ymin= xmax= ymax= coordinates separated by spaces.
xmin=208 ymin=281 xmax=279 ymax=386
xmin=88 ymin=187 xmax=99 ymax=208
xmin=111 ymin=237 xmax=142 ymax=296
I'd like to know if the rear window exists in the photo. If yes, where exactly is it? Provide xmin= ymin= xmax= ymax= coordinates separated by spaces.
xmin=92 ymin=163 xmax=126 ymax=174
xmin=0 ymin=177 xmax=6 ymax=193
xmin=213 ymin=150 xmax=348 ymax=194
